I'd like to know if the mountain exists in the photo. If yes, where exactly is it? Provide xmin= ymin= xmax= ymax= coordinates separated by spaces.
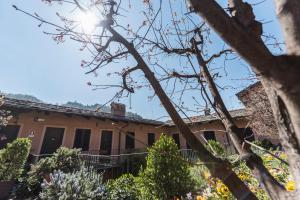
xmin=2 ymin=93 xmax=143 ymax=119
xmin=3 ymin=93 xmax=43 ymax=103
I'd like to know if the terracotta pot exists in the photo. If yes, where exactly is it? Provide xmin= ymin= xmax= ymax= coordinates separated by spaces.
xmin=0 ymin=181 xmax=14 ymax=200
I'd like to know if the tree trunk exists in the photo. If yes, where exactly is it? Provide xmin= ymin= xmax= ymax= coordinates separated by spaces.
xmin=189 ymin=0 xmax=300 ymax=197
xmin=192 ymin=40 xmax=286 ymax=200
xmin=109 ymin=27 xmax=258 ymax=200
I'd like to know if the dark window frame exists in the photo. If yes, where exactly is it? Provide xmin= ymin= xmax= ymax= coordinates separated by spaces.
xmin=100 ymin=130 xmax=113 ymax=155
xmin=203 ymin=131 xmax=216 ymax=141
xmin=0 ymin=125 xmax=21 ymax=149
xmin=125 ymin=132 xmax=135 ymax=149
xmin=172 ymin=133 xmax=181 ymax=148
xmin=73 ymin=128 xmax=91 ymax=151
xmin=147 ymin=133 xmax=155 ymax=146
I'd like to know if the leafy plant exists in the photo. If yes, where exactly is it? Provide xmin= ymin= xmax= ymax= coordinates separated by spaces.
xmin=27 ymin=157 xmax=56 ymax=195
xmin=53 ymin=147 xmax=81 ymax=173
xmin=0 ymin=138 xmax=31 ymax=181
xmin=138 ymin=134 xmax=194 ymax=199
xmin=25 ymin=147 xmax=82 ymax=197
xmin=40 ymin=167 xmax=106 ymax=200
xmin=106 ymin=174 xmax=139 ymax=200
xmin=205 ymin=140 xmax=225 ymax=157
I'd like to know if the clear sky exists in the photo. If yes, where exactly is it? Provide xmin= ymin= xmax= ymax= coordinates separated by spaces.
xmin=0 ymin=0 xmax=284 ymax=120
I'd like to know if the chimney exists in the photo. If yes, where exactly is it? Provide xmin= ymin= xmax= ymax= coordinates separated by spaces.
xmin=111 ymin=102 xmax=126 ymax=117
xmin=204 ymin=108 xmax=211 ymax=116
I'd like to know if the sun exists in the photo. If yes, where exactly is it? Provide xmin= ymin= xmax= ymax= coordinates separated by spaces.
xmin=77 ymin=11 xmax=99 ymax=33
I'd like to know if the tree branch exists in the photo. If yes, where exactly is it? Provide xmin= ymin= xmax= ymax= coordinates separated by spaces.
xmin=122 ymin=66 xmax=139 ymax=93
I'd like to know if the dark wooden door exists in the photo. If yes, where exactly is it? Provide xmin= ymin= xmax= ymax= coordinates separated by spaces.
xmin=73 ymin=129 xmax=91 ymax=151
xmin=172 ymin=133 xmax=181 ymax=148
xmin=100 ymin=130 xmax=113 ymax=155
xmin=40 ymin=127 xmax=64 ymax=154
xmin=125 ymin=132 xmax=135 ymax=150
xmin=0 ymin=125 xmax=20 ymax=149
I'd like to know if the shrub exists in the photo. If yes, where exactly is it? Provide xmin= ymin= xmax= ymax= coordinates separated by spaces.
xmin=0 ymin=138 xmax=31 ymax=181
xmin=26 ymin=147 xmax=82 ymax=197
xmin=106 ymin=174 xmax=139 ymax=200
xmin=205 ymin=140 xmax=225 ymax=157
xmin=53 ymin=147 xmax=81 ymax=173
xmin=253 ymin=139 xmax=276 ymax=150
xmin=138 ymin=134 xmax=194 ymax=199
xmin=39 ymin=167 xmax=106 ymax=200
xmin=27 ymin=157 xmax=56 ymax=195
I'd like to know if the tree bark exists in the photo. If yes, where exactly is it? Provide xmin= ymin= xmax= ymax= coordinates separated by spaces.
xmin=192 ymin=40 xmax=286 ymax=200
xmin=109 ymin=26 xmax=258 ymax=200
xmin=275 ymin=0 xmax=300 ymax=55
xmin=189 ymin=0 xmax=300 ymax=197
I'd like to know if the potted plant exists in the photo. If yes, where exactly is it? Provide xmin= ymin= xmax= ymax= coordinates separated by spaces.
xmin=0 ymin=138 xmax=31 ymax=199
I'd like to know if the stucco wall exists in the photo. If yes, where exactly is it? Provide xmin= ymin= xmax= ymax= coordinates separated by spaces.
xmin=8 ymin=111 xmax=164 ymax=154
xmin=164 ymin=119 xmax=249 ymax=150
xmin=7 ymin=110 xmax=251 ymax=155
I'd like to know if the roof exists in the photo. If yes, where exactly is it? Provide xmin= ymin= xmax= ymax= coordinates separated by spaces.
xmin=165 ymin=108 xmax=248 ymax=126
xmin=2 ymin=97 xmax=248 ymax=127
xmin=3 ymin=97 xmax=164 ymax=126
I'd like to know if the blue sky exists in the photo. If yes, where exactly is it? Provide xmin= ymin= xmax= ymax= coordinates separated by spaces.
xmin=0 ymin=0 xmax=284 ymax=120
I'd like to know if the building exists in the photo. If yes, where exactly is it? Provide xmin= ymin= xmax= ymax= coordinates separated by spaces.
xmin=0 ymin=95 xmax=258 ymax=155
xmin=237 ymin=82 xmax=280 ymax=144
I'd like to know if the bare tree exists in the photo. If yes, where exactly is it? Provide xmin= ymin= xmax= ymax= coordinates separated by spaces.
xmin=13 ymin=0 xmax=258 ymax=199
xmin=188 ymin=0 xmax=300 ymax=198
xmin=13 ymin=0 xmax=297 ymax=199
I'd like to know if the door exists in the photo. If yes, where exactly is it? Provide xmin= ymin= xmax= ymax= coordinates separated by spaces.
xmin=125 ymin=132 xmax=135 ymax=151
xmin=40 ymin=127 xmax=64 ymax=154
xmin=100 ymin=130 xmax=113 ymax=155
xmin=172 ymin=133 xmax=181 ymax=148
xmin=0 ymin=125 xmax=20 ymax=149
xmin=148 ymin=133 xmax=155 ymax=146
xmin=73 ymin=129 xmax=91 ymax=151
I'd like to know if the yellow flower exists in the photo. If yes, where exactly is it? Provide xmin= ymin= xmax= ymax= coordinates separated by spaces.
xmin=196 ymin=195 xmax=206 ymax=200
xmin=264 ymin=155 xmax=273 ymax=162
xmin=285 ymin=181 xmax=295 ymax=192
xmin=238 ymin=172 xmax=249 ymax=181
xmin=216 ymin=180 xmax=230 ymax=198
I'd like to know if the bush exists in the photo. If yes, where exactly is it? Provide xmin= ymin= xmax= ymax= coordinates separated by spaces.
xmin=138 ymin=134 xmax=194 ymax=199
xmin=106 ymin=174 xmax=139 ymax=200
xmin=27 ymin=157 xmax=56 ymax=195
xmin=205 ymin=140 xmax=225 ymax=157
xmin=53 ymin=147 xmax=81 ymax=173
xmin=39 ymin=167 xmax=106 ymax=200
xmin=25 ymin=147 xmax=82 ymax=197
xmin=0 ymin=138 xmax=31 ymax=181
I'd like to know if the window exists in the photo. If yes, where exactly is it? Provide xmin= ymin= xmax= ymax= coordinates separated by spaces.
xmin=0 ymin=125 xmax=20 ymax=149
xmin=148 ymin=133 xmax=155 ymax=146
xmin=73 ymin=129 xmax=91 ymax=151
xmin=172 ymin=134 xmax=180 ymax=148
xmin=125 ymin=132 xmax=135 ymax=149
xmin=238 ymin=128 xmax=255 ymax=141
xmin=100 ymin=130 xmax=113 ymax=155
xmin=203 ymin=131 xmax=216 ymax=141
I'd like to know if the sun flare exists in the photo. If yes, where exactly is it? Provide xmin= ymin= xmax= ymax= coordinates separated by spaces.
xmin=77 ymin=11 xmax=99 ymax=33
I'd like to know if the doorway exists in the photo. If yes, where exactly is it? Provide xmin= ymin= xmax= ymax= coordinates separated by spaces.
xmin=40 ymin=127 xmax=65 ymax=154
xmin=100 ymin=130 xmax=113 ymax=155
